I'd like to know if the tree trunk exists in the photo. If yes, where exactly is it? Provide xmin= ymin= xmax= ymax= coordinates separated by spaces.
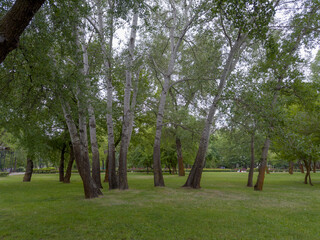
xmin=14 ymin=157 xmax=17 ymax=172
xmin=88 ymin=105 xmax=102 ymax=188
xmin=60 ymin=100 xmax=102 ymax=199
xmin=64 ymin=143 xmax=75 ymax=184
xmin=266 ymin=167 xmax=270 ymax=174
xmin=176 ymin=136 xmax=185 ymax=176
xmin=313 ymin=161 xmax=316 ymax=173
xmin=254 ymin=138 xmax=271 ymax=191
xmin=299 ymin=161 xmax=305 ymax=173
xmin=104 ymin=154 xmax=109 ymax=182
xmin=183 ymin=35 xmax=246 ymax=189
xmin=77 ymin=26 xmax=103 ymax=190
xmin=152 ymin=81 xmax=169 ymax=187
xmin=23 ymin=157 xmax=33 ymax=182
xmin=59 ymin=143 xmax=66 ymax=182
xmin=308 ymin=160 xmax=313 ymax=186
xmin=0 ymin=0 xmax=46 ymax=63
xmin=247 ymin=134 xmax=255 ymax=187
xmin=303 ymin=160 xmax=309 ymax=184
xmin=118 ymin=12 xmax=138 ymax=190
xmin=107 ymin=115 xmax=118 ymax=189
xmin=152 ymin=2 xmax=198 ymax=187
xmin=289 ymin=161 xmax=294 ymax=175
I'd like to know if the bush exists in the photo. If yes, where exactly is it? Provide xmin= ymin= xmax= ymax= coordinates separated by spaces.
xmin=0 ymin=172 xmax=9 ymax=177
xmin=16 ymin=167 xmax=25 ymax=172
xmin=33 ymin=167 xmax=57 ymax=174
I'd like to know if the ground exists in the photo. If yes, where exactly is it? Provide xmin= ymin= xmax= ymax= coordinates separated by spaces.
xmin=0 ymin=172 xmax=320 ymax=239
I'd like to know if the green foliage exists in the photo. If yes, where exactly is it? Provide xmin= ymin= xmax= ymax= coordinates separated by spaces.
xmin=0 ymin=171 xmax=9 ymax=177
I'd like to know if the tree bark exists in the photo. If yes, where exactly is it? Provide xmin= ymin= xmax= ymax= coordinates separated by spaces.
xmin=118 ymin=12 xmax=138 ymax=190
xmin=308 ymin=160 xmax=313 ymax=186
xmin=303 ymin=160 xmax=313 ymax=186
xmin=289 ymin=161 xmax=294 ymax=175
xmin=60 ymin=100 xmax=102 ymax=199
xmin=299 ymin=161 xmax=305 ymax=173
xmin=152 ymin=2 xmax=196 ymax=187
xmin=23 ymin=157 xmax=33 ymax=182
xmin=153 ymin=80 xmax=169 ymax=187
xmin=176 ymin=136 xmax=185 ymax=176
xmin=88 ymin=104 xmax=102 ymax=188
xmin=303 ymin=160 xmax=309 ymax=184
xmin=104 ymin=154 xmax=109 ymax=182
xmin=95 ymin=0 xmax=117 ymax=190
xmin=266 ymin=167 xmax=270 ymax=174
xmin=183 ymin=34 xmax=247 ymax=189
xmin=313 ymin=161 xmax=316 ymax=173
xmin=77 ymin=27 xmax=103 ymax=189
xmin=0 ymin=0 xmax=46 ymax=63
xmin=64 ymin=143 xmax=75 ymax=183
xmin=254 ymin=138 xmax=271 ymax=191
xmin=247 ymin=133 xmax=255 ymax=187
xmin=59 ymin=143 xmax=66 ymax=182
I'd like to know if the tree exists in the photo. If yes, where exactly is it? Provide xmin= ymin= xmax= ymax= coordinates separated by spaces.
xmin=184 ymin=0 xmax=278 ymax=188
xmin=0 ymin=0 xmax=46 ymax=63
xmin=118 ymin=10 xmax=139 ymax=190
xmin=254 ymin=2 xmax=320 ymax=191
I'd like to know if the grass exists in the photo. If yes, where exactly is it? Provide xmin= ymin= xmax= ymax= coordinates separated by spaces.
xmin=1 ymin=172 xmax=320 ymax=240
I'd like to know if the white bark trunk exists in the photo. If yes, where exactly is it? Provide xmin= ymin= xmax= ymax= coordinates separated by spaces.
xmin=118 ymin=12 xmax=139 ymax=190
xmin=79 ymin=29 xmax=102 ymax=189
xmin=184 ymin=33 xmax=247 ymax=188
xmin=60 ymin=99 xmax=102 ymax=198
xmin=152 ymin=1 xmax=195 ymax=187
xmin=96 ymin=0 xmax=118 ymax=189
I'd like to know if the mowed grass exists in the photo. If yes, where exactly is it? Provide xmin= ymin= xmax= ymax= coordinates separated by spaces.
xmin=1 ymin=172 xmax=320 ymax=240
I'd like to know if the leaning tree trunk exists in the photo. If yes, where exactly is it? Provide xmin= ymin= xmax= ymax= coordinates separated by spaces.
xmin=176 ymin=136 xmax=185 ymax=176
xmin=254 ymin=138 xmax=271 ymax=191
xmin=0 ymin=0 xmax=46 ymax=63
xmin=152 ymin=81 xmax=169 ymax=187
xmin=64 ymin=143 xmax=75 ymax=184
xmin=59 ymin=143 xmax=66 ymax=182
xmin=183 ymin=34 xmax=246 ymax=189
xmin=289 ymin=161 xmax=294 ymax=175
xmin=23 ymin=157 xmax=33 ymax=182
xmin=118 ymin=12 xmax=138 ymax=190
xmin=247 ymin=134 xmax=255 ymax=187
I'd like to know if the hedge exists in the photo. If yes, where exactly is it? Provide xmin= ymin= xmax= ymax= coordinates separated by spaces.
xmin=0 ymin=172 xmax=9 ymax=177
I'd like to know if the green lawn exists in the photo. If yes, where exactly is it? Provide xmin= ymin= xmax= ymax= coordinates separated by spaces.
xmin=1 ymin=172 xmax=320 ymax=240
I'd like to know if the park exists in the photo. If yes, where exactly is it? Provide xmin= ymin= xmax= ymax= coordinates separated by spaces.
xmin=1 ymin=0 xmax=320 ymax=239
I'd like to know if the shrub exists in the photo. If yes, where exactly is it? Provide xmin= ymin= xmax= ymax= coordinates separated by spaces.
xmin=0 ymin=172 xmax=9 ymax=177
xmin=16 ymin=167 xmax=25 ymax=172
xmin=33 ymin=167 xmax=58 ymax=174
